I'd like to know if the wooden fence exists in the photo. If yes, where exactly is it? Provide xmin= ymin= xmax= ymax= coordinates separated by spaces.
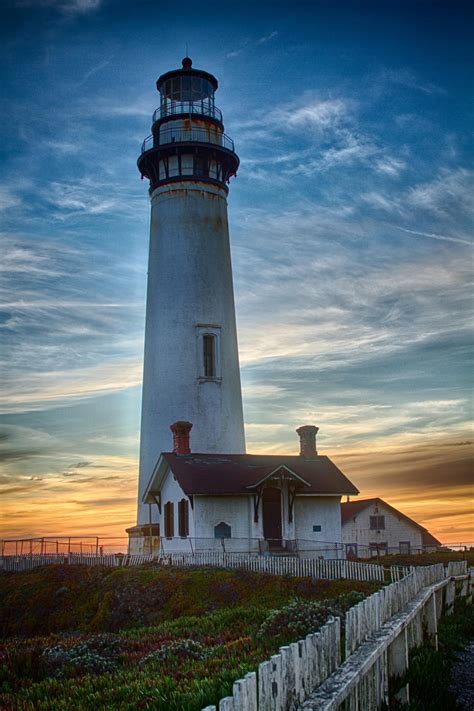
xmin=202 ymin=562 xmax=472 ymax=711
xmin=152 ymin=552 xmax=385 ymax=582
xmin=0 ymin=551 xmax=385 ymax=582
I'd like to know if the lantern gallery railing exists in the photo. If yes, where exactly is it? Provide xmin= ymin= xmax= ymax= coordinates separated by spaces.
xmin=141 ymin=127 xmax=235 ymax=154
xmin=153 ymin=101 xmax=223 ymax=123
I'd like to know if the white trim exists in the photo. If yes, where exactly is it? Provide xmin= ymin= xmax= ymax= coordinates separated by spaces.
xmin=196 ymin=324 xmax=222 ymax=380
xmin=247 ymin=464 xmax=311 ymax=489
xmin=141 ymin=455 xmax=170 ymax=502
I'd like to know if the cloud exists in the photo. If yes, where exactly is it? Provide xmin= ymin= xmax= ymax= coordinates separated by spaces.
xmin=17 ymin=0 xmax=102 ymax=15
xmin=407 ymin=168 xmax=474 ymax=217
xmin=361 ymin=192 xmax=401 ymax=213
xmin=226 ymin=30 xmax=278 ymax=58
xmin=0 ymin=360 xmax=143 ymax=413
xmin=0 ymin=233 xmax=145 ymax=413
xmin=374 ymin=157 xmax=406 ymax=177
xmin=45 ymin=180 xmax=119 ymax=216
xmin=256 ymin=30 xmax=279 ymax=45
xmin=380 ymin=68 xmax=446 ymax=95
xmin=0 ymin=187 xmax=21 ymax=211
xmin=393 ymin=226 xmax=472 ymax=246
xmin=0 ymin=424 xmax=55 ymax=461
xmin=286 ymin=99 xmax=349 ymax=129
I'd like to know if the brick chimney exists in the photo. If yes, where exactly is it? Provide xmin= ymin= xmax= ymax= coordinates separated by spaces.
xmin=296 ymin=425 xmax=319 ymax=458
xmin=170 ymin=421 xmax=193 ymax=455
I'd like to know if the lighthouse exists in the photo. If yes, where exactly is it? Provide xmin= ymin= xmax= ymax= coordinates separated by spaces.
xmin=132 ymin=58 xmax=246 ymax=538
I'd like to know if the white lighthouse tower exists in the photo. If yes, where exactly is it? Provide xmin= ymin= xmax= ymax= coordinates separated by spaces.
xmin=131 ymin=58 xmax=246 ymax=540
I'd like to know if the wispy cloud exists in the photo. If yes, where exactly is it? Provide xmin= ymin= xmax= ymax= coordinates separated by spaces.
xmin=286 ymin=99 xmax=349 ymax=129
xmin=0 ymin=187 xmax=21 ymax=211
xmin=407 ymin=168 xmax=474 ymax=216
xmin=393 ymin=225 xmax=472 ymax=246
xmin=0 ymin=233 xmax=145 ymax=413
xmin=256 ymin=30 xmax=279 ymax=45
xmin=17 ymin=0 xmax=102 ymax=15
xmin=226 ymin=30 xmax=279 ymax=58
xmin=380 ymin=68 xmax=446 ymax=95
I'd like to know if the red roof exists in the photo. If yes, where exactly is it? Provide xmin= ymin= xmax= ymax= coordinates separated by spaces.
xmin=341 ymin=498 xmax=380 ymax=523
xmin=422 ymin=530 xmax=442 ymax=546
xmin=341 ymin=498 xmax=442 ymax=545
xmin=161 ymin=452 xmax=359 ymax=496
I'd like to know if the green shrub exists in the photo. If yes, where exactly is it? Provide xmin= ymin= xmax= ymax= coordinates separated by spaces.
xmin=140 ymin=638 xmax=210 ymax=665
xmin=257 ymin=590 xmax=365 ymax=641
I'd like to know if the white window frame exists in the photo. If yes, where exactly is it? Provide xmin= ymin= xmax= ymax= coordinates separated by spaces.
xmin=196 ymin=324 xmax=222 ymax=381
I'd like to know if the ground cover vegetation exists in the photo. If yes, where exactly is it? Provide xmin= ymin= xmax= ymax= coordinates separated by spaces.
xmin=399 ymin=597 xmax=474 ymax=710
xmin=0 ymin=565 xmax=378 ymax=710
xmin=361 ymin=550 xmax=474 ymax=569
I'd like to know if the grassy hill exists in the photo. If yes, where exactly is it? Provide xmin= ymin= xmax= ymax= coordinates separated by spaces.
xmin=0 ymin=565 xmax=378 ymax=709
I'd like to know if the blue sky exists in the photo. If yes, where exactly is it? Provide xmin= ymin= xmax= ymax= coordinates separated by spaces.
xmin=1 ymin=0 xmax=472 ymax=543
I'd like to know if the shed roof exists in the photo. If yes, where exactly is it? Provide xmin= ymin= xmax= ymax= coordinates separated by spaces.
xmin=341 ymin=497 xmax=442 ymax=545
xmin=157 ymin=452 xmax=359 ymax=497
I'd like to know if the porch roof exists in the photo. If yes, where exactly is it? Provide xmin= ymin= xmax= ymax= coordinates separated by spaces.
xmin=158 ymin=452 xmax=359 ymax=496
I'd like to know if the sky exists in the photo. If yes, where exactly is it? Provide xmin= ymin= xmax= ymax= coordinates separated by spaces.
xmin=1 ymin=0 xmax=473 ymax=548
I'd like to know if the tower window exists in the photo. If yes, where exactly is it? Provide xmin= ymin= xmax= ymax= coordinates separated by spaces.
xmin=196 ymin=325 xmax=221 ymax=380
xmin=194 ymin=156 xmax=209 ymax=178
xmin=203 ymin=335 xmax=216 ymax=377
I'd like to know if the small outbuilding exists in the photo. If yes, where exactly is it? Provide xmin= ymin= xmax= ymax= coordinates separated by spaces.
xmin=341 ymin=497 xmax=442 ymax=558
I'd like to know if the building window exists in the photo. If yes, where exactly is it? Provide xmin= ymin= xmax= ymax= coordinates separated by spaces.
xmin=346 ymin=543 xmax=358 ymax=559
xmin=369 ymin=542 xmax=387 ymax=556
xmin=203 ymin=334 xmax=216 ymax=377
xmin=194 ymin=156 xmax=209 ymax=178
xmin=196 ymin=325 xmax=221 ymax=379
xmin=399 ymin=541 xmax=411 ymax=554
xmin=313 ymin=525 xmax=322 ymax=532
xmin=214 ymin=522 xmax=231 ymax=539
xmin=164 ymin=501 xmax=174 ymax=538
xmin=178 ymin=499 xmax=189 ymax=537
xmin=370 ymin=515 xmax=385 ymax=530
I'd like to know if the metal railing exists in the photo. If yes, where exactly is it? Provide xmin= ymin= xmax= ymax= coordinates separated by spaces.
xmin=1 ymin=536 xmax=128 ymax=556
xmin=153 ymin=101 xmax=223 ymax=123
xmin=141 ymin=127 xmax=235 ymax=154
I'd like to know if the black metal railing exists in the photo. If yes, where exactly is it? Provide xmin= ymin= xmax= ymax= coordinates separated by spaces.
xmin=141 ymin=127 xmax=235 ymax=154
xmin=153 ymin=101 xmax=223 ymax=123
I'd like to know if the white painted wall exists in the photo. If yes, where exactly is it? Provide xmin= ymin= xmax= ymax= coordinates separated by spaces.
xmin=194 ymin=495 xmax=259 ymax=552
xmin=342 ymin=501 xmax=423 ymax=556
xmin=294 ymin=496 xmax=343 ymax=558
xmin=159 ymin=468 xmax=195 ymax=553
xmin=137 ymin=181 xmax=246 ymax=525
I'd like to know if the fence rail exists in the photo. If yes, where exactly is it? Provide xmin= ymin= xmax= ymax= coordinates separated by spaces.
xmin=151 ymin=552 xmax=385 ymax=582
xmin=202 ymin=562 xmax=472 ymax=711
xmin=0 ymin=551 xmax=385 ymax=582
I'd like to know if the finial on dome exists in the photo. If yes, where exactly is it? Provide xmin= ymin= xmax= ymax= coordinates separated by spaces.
xmin=182 ymin=57 xmax=192 ymax=69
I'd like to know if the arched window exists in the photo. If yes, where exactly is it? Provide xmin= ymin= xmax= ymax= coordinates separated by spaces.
xmin=164 ymin=501 xmax=174 ymax=538
xmin=178 ymin=498 xmax=189 ymax=537
xmin=214 ymin=521 xmax=231 ymax=539
xmin=203 ymin=334 xmax=216 ymax=377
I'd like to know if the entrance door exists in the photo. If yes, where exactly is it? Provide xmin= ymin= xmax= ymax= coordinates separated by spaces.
xmin=262 ymin=487 xmax=282 ymax=548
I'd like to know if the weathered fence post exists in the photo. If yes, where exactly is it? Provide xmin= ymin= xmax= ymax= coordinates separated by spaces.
xmin=445 ymin=577 xmax=456 ymax=615
xmin=387 ymin=625 xmax=409 ymax=704
xmin=423 ymin=592 xmax=438 ymax=650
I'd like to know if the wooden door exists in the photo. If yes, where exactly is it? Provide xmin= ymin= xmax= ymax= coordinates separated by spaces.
xmin=262 ymin=487 xmax=282 ymax=548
